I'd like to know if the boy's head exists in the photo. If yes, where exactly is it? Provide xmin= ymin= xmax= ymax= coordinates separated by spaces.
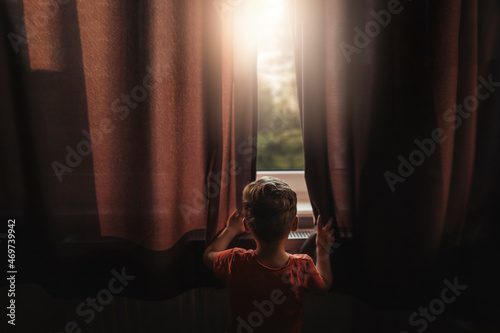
xmin=242 ymin=176 xmax=297 ymax=243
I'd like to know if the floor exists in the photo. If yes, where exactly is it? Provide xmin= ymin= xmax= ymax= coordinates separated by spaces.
xmin=3 ymin=283 xmax=498 ymax=333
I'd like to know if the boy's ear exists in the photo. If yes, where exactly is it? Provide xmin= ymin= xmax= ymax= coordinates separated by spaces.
xmin=291 ymin=216 xmax=298 ymax=232
xmin=243 ymin=218 xmax=251 ymax=233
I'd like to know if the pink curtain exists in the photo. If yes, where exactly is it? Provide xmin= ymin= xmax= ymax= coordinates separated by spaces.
xmin=1 ymin=0 xmax=256 ymax=251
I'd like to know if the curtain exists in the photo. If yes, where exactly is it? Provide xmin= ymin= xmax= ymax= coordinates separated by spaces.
xmin=1 ymin=0 xmax=256 ymax=298
xmin=292 ymin=0 xmax=500 ymax=306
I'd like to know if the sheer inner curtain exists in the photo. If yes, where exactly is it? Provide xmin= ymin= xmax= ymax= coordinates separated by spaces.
xmin=1 ymin=0 xmax=256 ymax=252
xmin=292 ymin=0 xmax=500 ymax=303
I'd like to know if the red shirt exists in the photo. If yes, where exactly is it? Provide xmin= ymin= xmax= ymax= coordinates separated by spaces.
xmin=213 ymin=248 xmax=324 ymax=333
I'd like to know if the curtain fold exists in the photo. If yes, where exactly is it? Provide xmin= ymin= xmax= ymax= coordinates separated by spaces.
xmin=292 ymin=0 xmax=500 ymax=305
xmin=1 ymin=0 xmax=256 ymax=252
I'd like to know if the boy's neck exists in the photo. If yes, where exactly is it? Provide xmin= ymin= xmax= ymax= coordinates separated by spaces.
xmin=254 ymin=238 xmax=289 ymax=267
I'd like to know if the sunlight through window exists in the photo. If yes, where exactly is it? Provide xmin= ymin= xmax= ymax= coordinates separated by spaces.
xmin=255 ymin=0 xmax=304 ymax=171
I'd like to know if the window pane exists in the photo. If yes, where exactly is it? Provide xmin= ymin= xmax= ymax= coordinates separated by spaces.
xmin=256 ymin=0 xmax=304 ymax=171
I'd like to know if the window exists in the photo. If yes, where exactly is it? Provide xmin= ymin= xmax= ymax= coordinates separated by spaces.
xmin=254 ymin=0 xmax=312 ymax=220
xmin=255 ymin=0 xmax=304 ymax=171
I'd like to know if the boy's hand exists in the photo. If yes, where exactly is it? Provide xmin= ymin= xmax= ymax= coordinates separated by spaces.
xmin=226 ymin=209 xmax=245 ymax=235
xmin=312 ymin=215 xmax=335 ymax=293
xmin=316 ymin=215 xmax=335 ymax=261
xmin=202 ymin=209 xmax=245 ymax=269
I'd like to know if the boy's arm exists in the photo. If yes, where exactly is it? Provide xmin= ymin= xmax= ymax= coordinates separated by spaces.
xmin=202 ymin=209 xmax=245 ymax=269
xmin=313 ymin=216 xmax=335 ymax=293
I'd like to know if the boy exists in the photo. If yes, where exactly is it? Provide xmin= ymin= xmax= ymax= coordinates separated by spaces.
xmin=203 ymin=176 xmax=335 ymax=333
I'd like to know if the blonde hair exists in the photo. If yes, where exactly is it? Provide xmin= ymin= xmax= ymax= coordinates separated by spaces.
xmin=242 ymin=176 xmax=297 ymax=242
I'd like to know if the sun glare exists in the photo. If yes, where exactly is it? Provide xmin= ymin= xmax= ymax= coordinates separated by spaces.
xmin=248 ymin=0 xmax=296 ymax=100
xmin=255 ymin=0 xmax=286 ymax=40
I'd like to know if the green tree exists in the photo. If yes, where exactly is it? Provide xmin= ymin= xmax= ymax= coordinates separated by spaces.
xmin=257 ymin=75 xmax=304 ymax=170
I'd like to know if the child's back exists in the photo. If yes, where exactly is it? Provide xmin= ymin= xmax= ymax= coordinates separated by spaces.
xmin=215 ymin=248 xmax=323 ymax=332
